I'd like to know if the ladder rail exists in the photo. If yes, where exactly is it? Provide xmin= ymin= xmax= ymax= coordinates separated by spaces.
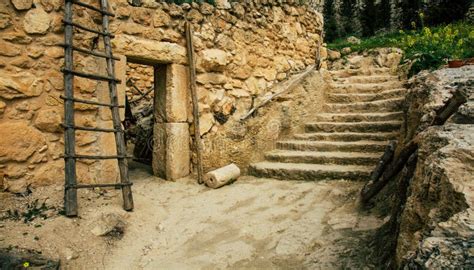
xmin=100 ymin=0 xmax=134 ymax=211
xmin=63 ymin=0 xmax=78 ymax=217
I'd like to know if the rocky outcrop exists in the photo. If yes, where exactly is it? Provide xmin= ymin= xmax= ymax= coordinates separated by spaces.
xmin=328 ymin=47 xmax=403 ymax=72
xmin=398 ymin=124 xmax=474 ymax=268
xmin=371 ymin=66 xmax=474 ymax=268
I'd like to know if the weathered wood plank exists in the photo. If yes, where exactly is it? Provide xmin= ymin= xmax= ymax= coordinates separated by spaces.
xmin=186 ymin=22 xmax=204 ymax=185
xmin=63 ymin=0 xmax=78 ymax=217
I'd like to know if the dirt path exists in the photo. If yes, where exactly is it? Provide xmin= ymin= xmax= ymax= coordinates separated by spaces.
xmin=0 ymin=165 xmax=385 ymax=269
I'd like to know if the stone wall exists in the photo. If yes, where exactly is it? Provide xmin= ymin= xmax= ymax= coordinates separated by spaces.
xmin=0 ymin=0 xmax=324 ymax=190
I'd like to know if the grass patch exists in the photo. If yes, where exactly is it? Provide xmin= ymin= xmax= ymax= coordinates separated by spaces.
xmin=328 ymin=22 xmax=474 ymax=76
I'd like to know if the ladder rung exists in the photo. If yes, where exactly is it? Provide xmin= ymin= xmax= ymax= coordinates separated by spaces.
xmin=61 ymin=68 xmax=121 ymax=83
xmin=64 ymin=155 xmax=132 ymax=160
xmin=60 ymin=44 xmax=119 ymax=60
xmin=62 ymin=20 xmax=115 ymax=38
xmin=67 ymin=0 xmax=115 ymax=17
xmin=66 ymin=183 xmax=132 ymax=190
xmin=60 ymin=95 xmax=124 ymax=108
xmin=61 ymin=124 xmax=122 ymax=133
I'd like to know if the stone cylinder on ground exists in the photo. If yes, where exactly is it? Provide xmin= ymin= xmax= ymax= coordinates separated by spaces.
xmin=204 ymin=163 xmax=240 ymax=189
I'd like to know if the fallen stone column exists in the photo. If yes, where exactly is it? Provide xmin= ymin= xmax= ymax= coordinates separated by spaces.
xmin=204 ymin=164 xmax=240 ymax=189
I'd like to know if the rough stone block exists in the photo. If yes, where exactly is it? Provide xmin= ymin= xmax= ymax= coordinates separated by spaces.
xmin=112 ymin=35 xmax=187 ymax=65
xmin=0 ymin=122 xmax=46 ymax=163
xmin=199 ymin=49 xmax=228 ymax=72
xmin=155 ymin=64 xmax=189 ymax=123
xmin=34 ymin=108 xmax=62 ymax=133
xmin=23 ymin=7 xmax=50 ymax=34
xmin=153 ymin=123 xmax=190 ymax=181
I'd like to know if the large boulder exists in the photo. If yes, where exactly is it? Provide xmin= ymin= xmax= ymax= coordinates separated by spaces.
xmin=327 ymin=49 xmax=341 ymax=61
xmin=346 ymin=36 xmax=361 ymax=44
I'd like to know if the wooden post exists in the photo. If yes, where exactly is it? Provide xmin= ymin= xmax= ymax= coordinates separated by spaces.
xmin=100 ymin=0 xmax=134 ymax=211
xmin=185 ymin=22 xmax=204 ymax=185
xmin=360 ymin=87 xmax=468 ymax=205
xmin=361 ymin=140 xmax=418 ymax=204
xmin=432 ymin=89 xmax=468 ymax=125
xmin=63 ymin=0 xmax=78 ymax=217
xmin=360 ymin=140 xmax=397 ymax=200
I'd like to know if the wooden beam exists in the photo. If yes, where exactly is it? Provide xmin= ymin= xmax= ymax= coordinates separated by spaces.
xmin=63 ymin=0 xmax=78 ymax=217
xmin=185 ymin=22 xmax=204 ymax=185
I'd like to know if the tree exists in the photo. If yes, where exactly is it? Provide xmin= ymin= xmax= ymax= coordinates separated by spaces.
xmin=399 ymin=0 xmax=423 ymax=29
xmin=323 ymin=0 xmax=339 ymax=42
xmin=376 ymin=0 xmax=391 ymax=32
xmin=424 ymin=0 xmax=472 ymax=26
xmin=361 ymin=0 xmax=377 ymax=36
xmin=341 ymin=0 xmax=357 ymax=36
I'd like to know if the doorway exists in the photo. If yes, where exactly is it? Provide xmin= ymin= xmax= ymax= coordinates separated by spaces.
xmin=116 ymin=54 xmax=190 ymax=181
xmin=123 ymin=60 xmax=160 ymax=171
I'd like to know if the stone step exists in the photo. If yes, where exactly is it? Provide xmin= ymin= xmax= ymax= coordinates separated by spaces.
xmin=294 ymin=132 xmax=399 ymax=142
xmin=277 ymin=140 xmax=387 ymax=152
xmin=324 ymin=97 xmax=404 ymax=113
xmin=249 ymin=162 xmax=373 ymax=181
xmin=265 ymin=150 xmax=381 ymax=166
xmin=314 ymin=112 xmax=403 ymax=122
xmin=327 ymin=89 xmax=407 ymax=103
xmin=329 ymin=68 xmax=392 ymax=78
xmin=305 ymin=121 xmax=402 ymax=133
xmin=330 ymin=82 xmax=405 ymax=94
xmin=334 ymin=75 xmax=400 ymax=84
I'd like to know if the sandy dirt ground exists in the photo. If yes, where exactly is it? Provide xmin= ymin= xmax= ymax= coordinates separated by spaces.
xmin=0 ymin=163 xmax=386 ymax=269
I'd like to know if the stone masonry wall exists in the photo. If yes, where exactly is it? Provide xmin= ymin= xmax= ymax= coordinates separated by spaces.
xmin=0 ymin=0 xmax=324 ymax=189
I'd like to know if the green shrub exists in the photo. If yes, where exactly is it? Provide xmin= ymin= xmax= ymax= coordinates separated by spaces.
xmin=328 ymin=22 xmax=474 ymax=76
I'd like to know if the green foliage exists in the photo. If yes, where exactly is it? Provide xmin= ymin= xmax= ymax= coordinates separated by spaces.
xmin=323 ymin=0 xmax=339 ymax=42
xmin=341 ymin=0 xmax=356 ymax=36
xmin=375 ymin=0 xmax=391 ymax=31
xmin=361 ymin=0 xmax=377 ymax=36
xmin=328 ymin=22 xmax=474 ymax=76
xmin=400 ymin=0 xmax=423 ymax=30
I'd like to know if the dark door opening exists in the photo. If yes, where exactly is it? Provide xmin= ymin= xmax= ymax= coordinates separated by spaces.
xmin=123 ymin=61 xmax=157 ymax=170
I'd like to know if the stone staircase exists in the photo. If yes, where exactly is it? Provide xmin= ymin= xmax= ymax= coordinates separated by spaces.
xmin=249 ymin=68 xmax=406 ymax=181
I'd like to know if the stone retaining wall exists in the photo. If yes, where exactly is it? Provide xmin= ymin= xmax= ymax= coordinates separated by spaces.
xmin=0 ymin=0 xmax=324 ymax=190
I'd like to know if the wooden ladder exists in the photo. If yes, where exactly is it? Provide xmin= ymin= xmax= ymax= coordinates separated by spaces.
xmin=62 ymin=0 xmax=133 ymax=217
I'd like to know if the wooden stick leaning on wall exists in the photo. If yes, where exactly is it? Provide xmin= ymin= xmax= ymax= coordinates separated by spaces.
xmin=185 ymin=22 xmax=204 ymax=185
xmin=360 ymin=87 xmax=468 ymax=204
